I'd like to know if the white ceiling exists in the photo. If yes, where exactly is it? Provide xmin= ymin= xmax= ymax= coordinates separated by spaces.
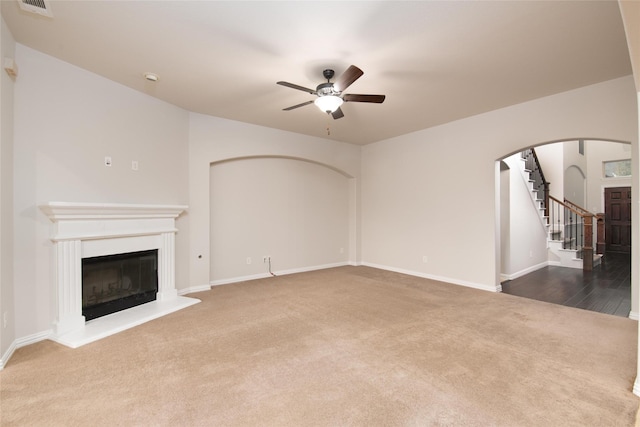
xmin=1 ymin=1 xmax=632 ymax=145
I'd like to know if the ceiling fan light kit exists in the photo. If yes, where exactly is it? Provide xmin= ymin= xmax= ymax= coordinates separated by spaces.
xmin=277 ymin=65 xmax=385 ymax=120
xmin=314 ymin=95 xmax=343 ymax=113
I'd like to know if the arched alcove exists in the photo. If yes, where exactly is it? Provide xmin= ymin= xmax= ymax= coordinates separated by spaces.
xmin=209 ymin=156 xmax=353 ymax=283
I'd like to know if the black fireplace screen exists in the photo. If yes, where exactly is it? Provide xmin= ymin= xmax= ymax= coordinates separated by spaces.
xmin=82 ymin=249 xmax=158 ymax=321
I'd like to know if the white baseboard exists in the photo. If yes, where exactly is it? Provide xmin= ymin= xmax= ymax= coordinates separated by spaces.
xmin=178 ymin=284 xmax=211 ymax=295
xmin=209 ymin=262 xmax=350 ymax=287
xmin=1 ymin=329 xmax=52 ymax=371
xmin=0 ymin=341 xmax=16 ymax=370
xmin=634 ymin=377 xmax=640 ymax=397
xmin=629 ymin=311 xmax=639 ymax=321
xmin=361 ymin=262 xmax=501 ymax=293
xmin=501 ymin=261 xmax=549 ymax=281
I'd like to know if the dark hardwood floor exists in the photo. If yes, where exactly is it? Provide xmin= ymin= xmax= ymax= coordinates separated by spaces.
xmin=501 ymin=252 xmax=631 ymax=317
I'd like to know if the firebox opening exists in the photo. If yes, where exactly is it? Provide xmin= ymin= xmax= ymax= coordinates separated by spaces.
xmin=82 ymin=249 xmax=158 ymax=321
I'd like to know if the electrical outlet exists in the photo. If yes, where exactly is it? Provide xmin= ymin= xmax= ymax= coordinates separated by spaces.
xmin=422 ymin=255 xmax=428 ymax=263
xmin=132 ymin=160 xmax=139 ymax=171
xmin=246 ymin=257 xmax=252 ymax=265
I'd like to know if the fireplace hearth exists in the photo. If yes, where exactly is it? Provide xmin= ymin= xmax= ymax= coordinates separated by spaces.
xmin=83 ymin=249 xmax=159 ymax=321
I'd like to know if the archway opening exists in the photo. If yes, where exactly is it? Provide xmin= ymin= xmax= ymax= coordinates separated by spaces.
xmin=497 ymin=139 xmax=632 ymax=318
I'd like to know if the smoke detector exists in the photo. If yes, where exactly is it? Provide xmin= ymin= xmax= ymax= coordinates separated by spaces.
xmin=143 ymin=72 xmax=159 ymax=82
xmin=17 ymin=0 xmax=54 ymax=18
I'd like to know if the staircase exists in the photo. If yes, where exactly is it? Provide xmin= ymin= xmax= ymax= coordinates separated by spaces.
xmin=519 ymin=149 xmax=604 ymax=271
xmin=547 ymin=196 xmax=603 ymax=269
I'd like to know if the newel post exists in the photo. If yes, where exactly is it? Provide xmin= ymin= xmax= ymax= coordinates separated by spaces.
xmin=596 ymin=213 xmax=605 ymax=254
xmin=583 ymin=214 xmax=593 ymax=271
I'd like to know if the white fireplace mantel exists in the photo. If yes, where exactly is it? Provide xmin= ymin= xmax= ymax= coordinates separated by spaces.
xmin=41 ymin=201 xmax=188 ymax=241
xmin=41 ymin=202 xmax=199 ymax=348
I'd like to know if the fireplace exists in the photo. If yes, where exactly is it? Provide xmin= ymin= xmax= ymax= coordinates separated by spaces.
xmin=41 ymin=202 xmax=200 ymax=348
xmin=82 ymin=249 xmax=159 ymax=321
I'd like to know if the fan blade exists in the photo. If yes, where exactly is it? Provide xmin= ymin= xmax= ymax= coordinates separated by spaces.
xmin=343 ymin=94 xmax=386 ymax=103
xmin=283 ymin=100 xmax=314 ymax=111
xmin=277 ymin=81 xmax=316 ymax=94
xmin=331 ymin=107 xmax=344 ymax=120
xmin=333 ymin=65 xmax=363 ymax=92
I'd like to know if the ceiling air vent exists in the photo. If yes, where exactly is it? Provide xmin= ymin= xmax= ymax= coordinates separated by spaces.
xmin=17 ymin=0 xmax=53 ymax=18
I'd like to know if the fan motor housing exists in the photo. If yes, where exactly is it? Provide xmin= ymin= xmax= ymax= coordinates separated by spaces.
xmin=316 ymin=82 xmax=337 ymax=96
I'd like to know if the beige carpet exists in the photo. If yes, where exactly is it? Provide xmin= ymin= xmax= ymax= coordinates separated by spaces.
xmin=1 ymin=266 xmax=638 ymax=426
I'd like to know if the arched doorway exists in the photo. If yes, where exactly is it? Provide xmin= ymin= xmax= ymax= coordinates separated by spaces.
xmin=497 ymin=139 xmax=632 ymax=317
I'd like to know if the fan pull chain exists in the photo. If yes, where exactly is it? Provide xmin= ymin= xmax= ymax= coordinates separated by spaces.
xmin=326 ymin=113 xmax=331 ymax=135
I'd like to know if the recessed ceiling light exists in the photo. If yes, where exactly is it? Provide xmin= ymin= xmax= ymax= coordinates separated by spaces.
xmin=143 ymin=72 xmax=159 ymax=82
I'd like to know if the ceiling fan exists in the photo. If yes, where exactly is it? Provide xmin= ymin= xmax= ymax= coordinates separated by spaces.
xmin=277 ymin=65 xmax=385 ymax=119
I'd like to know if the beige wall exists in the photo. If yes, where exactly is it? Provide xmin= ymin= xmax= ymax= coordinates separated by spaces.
xmin=534 ymin=143 xmax=564 ymax=200
xmin=188 ymin=113 xmax=361 ymax=290
xmin=0 ymin=16 xmax=16 ymax=363
xmin=361 ymin=76 xmax=637 ymax=291
xmin=209 ymin=157 xmax=350 ymax=282
xmin=11 ymin=45 xmax=190 ymax=339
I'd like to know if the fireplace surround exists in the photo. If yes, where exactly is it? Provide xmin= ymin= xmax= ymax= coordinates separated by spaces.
xmin=41 ymin=202 xmax=200 ymax=348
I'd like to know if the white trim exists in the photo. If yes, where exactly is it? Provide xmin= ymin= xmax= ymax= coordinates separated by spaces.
xmin=273 ymin=262 xmax=349 ymax=277
xmin=178 ymin=284 xmax=212 ymax=295
xmin=634 ymin=378 xmax=640 ymax=397
xmin=361 ymin=262 xmax=502 ymax=293
xmin=0 ymin=341 xmax=16 ymax=370
xmin=0 ymin=329 xmax=52 ymax=370
xmin=209 ymin=262 xmax=350 ymax=287
xmin=629 ymin=311 xmax=639 ymax=321
xmin=500 ymin=261 xmax=549 ymax=281
xmin=15 ymin=329 xmax=53 ymax=347
xmin=40 ymin=201 xmax=187 ymax=221
xmin=210 ymin=273 xmax=272 ymax=287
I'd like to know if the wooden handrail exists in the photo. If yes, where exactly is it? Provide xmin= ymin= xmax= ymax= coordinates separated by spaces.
xmin=564 ymin=198 xmax=590 ymax=216
xmin=522 ymin=148 xmax=550 ymax=218
xmin=530 ymin=148 xmax=547 ymax=187
xmin=549 ymin=195 xmax=588 ymax=218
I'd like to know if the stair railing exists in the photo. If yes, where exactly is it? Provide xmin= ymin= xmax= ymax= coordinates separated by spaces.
xmin=521 ymin=148 xmax=550 ymax=219
xmin=548 ymin=196 xmax=603 ymax=271
xmin=564 ymin=198 xmax=605 ymax=255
